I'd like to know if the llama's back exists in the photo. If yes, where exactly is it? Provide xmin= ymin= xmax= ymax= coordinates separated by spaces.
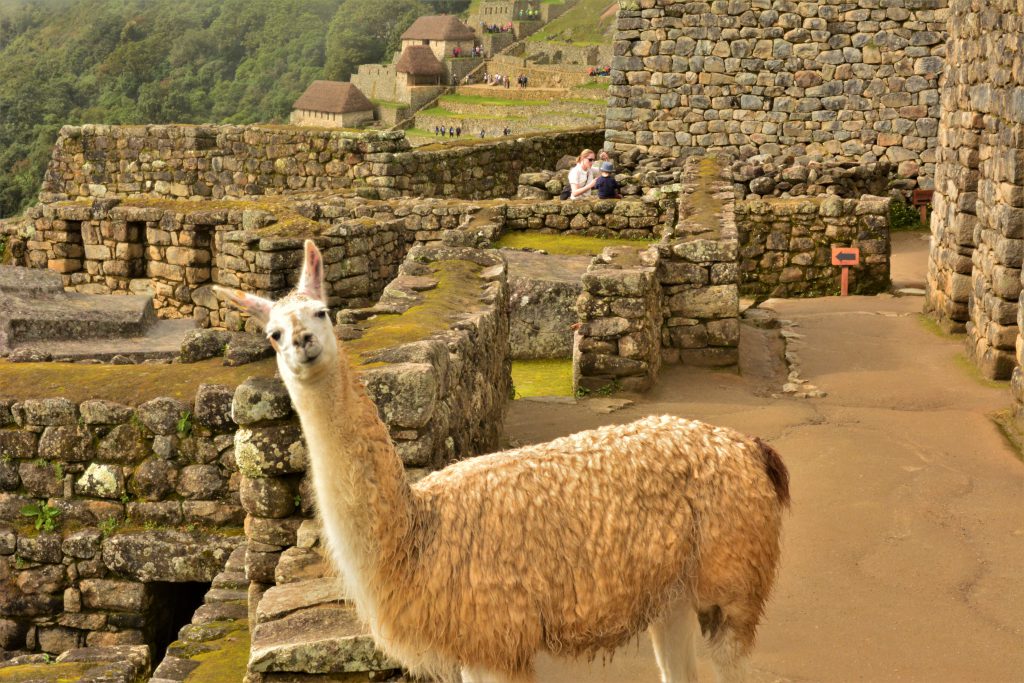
xmin=371 ymin=415 xmax=786 ymax=678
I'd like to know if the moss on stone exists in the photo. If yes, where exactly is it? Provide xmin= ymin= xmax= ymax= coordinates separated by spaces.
xmin=181 ymin=623 xmax=251 ymax=683
xmin=681 ymin=156 xmax=725 ymax=231
xmin=345 ymin=259 xmax=491 ymax=364
xmin=0 ymin=661 xmax=96 ymax=682
xmin=0 ymin=357 xmax=277 ymax=404
xmin=495 ymin=231 xmax=654 ymax=256
xmin=512 ymin=359 xmax=574 ymax=398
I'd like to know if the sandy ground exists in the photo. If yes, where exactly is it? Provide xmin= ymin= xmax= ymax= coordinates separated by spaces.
xmin=504 ymin=231 xmax=1024 ymax=682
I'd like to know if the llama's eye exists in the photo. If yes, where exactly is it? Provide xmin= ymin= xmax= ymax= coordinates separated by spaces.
xmin=315 ymin=309 xmax=328 ymax=319
xmin=269 ymin=330 xmax=281 ymax=342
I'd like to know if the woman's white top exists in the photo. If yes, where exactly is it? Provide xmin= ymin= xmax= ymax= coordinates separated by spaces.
xmin=568 ymin=163 xmax=597 ymax=200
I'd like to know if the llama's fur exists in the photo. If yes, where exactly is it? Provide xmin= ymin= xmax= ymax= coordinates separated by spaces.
xmin=216 ymin=241 xmax=789 ymax=683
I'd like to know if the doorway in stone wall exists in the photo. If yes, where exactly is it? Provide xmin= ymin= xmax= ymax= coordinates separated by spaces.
xmin=56 ymin=220 xmax=86 ymax=282
xmin=123 ymin=221 xmax=147 ymax=279
xmin=147 ymin=581 xmax=210 ymax=663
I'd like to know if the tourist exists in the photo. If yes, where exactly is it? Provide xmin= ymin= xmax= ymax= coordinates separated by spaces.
xmin=449 ymin=126 xmax=455 ymax=138
xmin=595 ymin=161 xmax=622 ymax=199
xmin=456 ymin=126 xmax=462 ymax=138
xmin=567 ymin=149 xmax=599 ymax=200
xmin=479 ymin=129 xmax=485 ymax=138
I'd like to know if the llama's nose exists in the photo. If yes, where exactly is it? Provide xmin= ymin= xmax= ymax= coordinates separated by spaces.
xmin=296 ymin=332 xmax=314 ymax=348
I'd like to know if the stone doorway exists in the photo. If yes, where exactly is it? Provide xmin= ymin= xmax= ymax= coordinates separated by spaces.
xmin=146 ymin=581 xmax=211 ymax=664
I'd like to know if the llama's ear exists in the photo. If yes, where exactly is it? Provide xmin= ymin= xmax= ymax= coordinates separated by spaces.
xmin=212 ymin=286 xmax=274 ymax=325
xmin=298 ymin=239 xmax=325 ymax=302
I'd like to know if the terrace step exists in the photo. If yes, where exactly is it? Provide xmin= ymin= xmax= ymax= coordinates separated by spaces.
xmin=454 ymin=83 xmax=597 ymax=101
xmin=248 ymin=577 xmax=398 ymax=677
xmin=0 ymin=264 xmax=196 ymax=361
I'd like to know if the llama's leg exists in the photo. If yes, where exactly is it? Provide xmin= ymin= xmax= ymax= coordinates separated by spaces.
xmin=706 ymin=616 xmax=755 ymax=683
xmin=648 ymin=601 xmax=700 ymax=683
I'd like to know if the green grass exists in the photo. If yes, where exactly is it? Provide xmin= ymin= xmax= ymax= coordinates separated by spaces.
xmin=419 ymin=106 xmax=525 ymax=121
xmin=439 ymin=94 xmax=548 ymax=107
xmin=496 ymin=231 xmax=655 ymax=256
xmin=371 ymin=99 xmax=407 ymax=109
xmin=574 ymin=81 xmax=612 ymax=91
xmin=512 ymin=359 xmax=574 ymax=398
xmin=953 ymin=353 xmax=1009 ymax=389
xmin=527 ymin=0 xmax=617 ymax=45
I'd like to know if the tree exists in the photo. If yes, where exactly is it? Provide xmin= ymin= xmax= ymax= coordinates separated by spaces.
xmin=324 ymin=0 xmax=429 ymax=81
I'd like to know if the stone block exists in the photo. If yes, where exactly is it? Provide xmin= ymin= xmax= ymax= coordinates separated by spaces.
xmin=101 ymin=531 xmax=240 ymax=582
xmin=361 ymin=364 xmax=438 ymax=430
xmin=0 ymin=431 xmax=37 ymax=460
xmin=38 ymin=426 xmax=94 ymax=462
xmin=73 ymin=463 xmax=123 ymax=500
xmin=232 ymin=377 xmax=293 ymax=425
xmin=137 ymin=397 xmax=190 ymax=436
xmin=240 ymin=476 xmax=297 ymax=518
xmin=79 ymin=400 xmax=133 ymax=425
xmin=235 ymin=424 xmax=307 ymax=478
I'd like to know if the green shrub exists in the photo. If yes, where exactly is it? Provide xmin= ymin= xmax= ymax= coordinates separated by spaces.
xmin=890 ymin=196 xmax=924 ymax=231
xmin=20 ymin=502 xmax=61 ymax=532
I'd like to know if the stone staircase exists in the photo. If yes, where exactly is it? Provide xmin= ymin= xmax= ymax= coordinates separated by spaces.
xmin=0 ymin=265 xmax=194 ymax=362
xmin=245 ymin=520 xmax=399 ymax=682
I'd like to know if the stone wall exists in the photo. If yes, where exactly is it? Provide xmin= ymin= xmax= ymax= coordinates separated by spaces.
xmin=288 ymin=108 xmax=374 ymax=129
xmin=729 ymin=158 xmax=896 ymax=198
xmin=658 ymin=156 xmax=740 ymax=367
xmin=607 ymin=0 xmax=947 ymax=190
xmin=522 ymin=40 xmax=613 ymax=68
xmin=351 ymin=64 xmax=402 ymax=105
xmin=575 ymin=246 xmax=662 ymax=392
xmin=502 ymin=196 xmax=674 ymax=239
xmin=736 ymin=195 xmax=891 ymax=298
xmin=41 ymin=125 xmax=603 ymax=204
xmin=41 ymin=126 xmax=410 ymax=203
xmin=20 ymin=196 xmax=491 ymax=328
xmin=0 ymin=389 xmax=244 ymax=656
xmin=486 ymin=54 xmax=596 ymax=87
xmin=926 ymin=0 xmax=1024 ymax=383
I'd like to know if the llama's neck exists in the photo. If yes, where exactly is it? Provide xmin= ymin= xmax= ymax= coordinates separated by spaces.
xmin=285 ymin=353 xmax=414 ymax=613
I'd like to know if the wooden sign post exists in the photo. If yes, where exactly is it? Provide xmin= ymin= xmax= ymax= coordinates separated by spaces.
xmin=831 ymin=246 xmax=860 ymax=296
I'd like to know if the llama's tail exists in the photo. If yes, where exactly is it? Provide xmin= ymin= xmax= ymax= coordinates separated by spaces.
xmin=753 ymin=437 xmax=790 ymax=508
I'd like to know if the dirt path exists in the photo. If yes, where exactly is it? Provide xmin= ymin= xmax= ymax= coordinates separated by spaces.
xmin=505 ymin=231 xmax=1024 ymax=682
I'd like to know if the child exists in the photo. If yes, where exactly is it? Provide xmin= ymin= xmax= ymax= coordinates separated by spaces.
xmin=595 ymin=161 xmax=621 ymax=199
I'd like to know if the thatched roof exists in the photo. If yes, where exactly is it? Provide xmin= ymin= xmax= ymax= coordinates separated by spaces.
xmin=401 ymin=15 xmax=475 ymax=41
xmin=395 ymin=45 xmax=445 ymax=77
xmin=292 ymin=81 xmax=374 ymax=114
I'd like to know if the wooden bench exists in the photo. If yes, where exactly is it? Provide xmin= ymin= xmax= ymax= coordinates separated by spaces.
xmin=911 ymin=189 xmax=934 ymax=224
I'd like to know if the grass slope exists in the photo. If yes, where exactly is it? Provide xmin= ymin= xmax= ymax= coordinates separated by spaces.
xmin=527 ymin=0 xmax=617 ymax=45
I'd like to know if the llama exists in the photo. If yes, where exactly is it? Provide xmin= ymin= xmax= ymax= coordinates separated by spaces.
xmin=215 ymin=241 xmax=789 ymax=683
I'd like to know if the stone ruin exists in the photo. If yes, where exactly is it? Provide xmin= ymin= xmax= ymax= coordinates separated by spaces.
xmin=0 ymin=0 xmax=1022 ymax=680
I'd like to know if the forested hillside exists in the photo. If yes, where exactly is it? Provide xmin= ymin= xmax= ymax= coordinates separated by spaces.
xmin=0 ymin=0 xmax=432 ymax=218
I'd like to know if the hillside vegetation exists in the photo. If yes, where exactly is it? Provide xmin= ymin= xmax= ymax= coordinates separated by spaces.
xmin=0 ymin=0 xmax=431 ymax=218
xmin=527 ymin=0 xmax=617 ymax=45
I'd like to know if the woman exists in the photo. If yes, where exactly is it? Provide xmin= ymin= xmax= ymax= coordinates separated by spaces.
xmin=567 ymin=149 xmax=599 ymax=199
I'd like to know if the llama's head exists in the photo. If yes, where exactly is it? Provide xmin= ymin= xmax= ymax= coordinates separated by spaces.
xmin=214 ymin=240 xmax=338 ymax=383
